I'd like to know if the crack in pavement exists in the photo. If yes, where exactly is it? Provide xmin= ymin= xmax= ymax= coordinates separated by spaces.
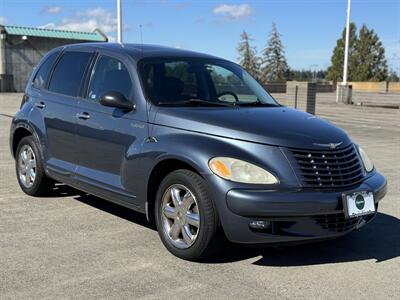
xmin=0 ymin=113 xmax=14 ymax=118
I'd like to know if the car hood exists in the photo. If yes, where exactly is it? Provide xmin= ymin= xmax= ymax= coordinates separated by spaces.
xmin=151 ymin=106 xmax=352 ymax=149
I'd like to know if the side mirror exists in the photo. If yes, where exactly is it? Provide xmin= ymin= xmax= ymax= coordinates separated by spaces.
xmin=99 ymin=91 xmax=134 ymax=110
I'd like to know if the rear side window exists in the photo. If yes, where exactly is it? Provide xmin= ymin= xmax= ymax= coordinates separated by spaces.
xmin=87 ymin=56 xmax=132 ymax=101
xmin=32 ymin=51 xmax=60 ymax=89
xmin=48 ymin=51 xmax=92 ymax=97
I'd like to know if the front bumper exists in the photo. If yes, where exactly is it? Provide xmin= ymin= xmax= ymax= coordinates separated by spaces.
xmin=217 ymin=172 xmax=387 ymax=244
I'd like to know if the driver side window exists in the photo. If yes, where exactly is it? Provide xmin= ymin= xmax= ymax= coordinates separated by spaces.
xmin=88 ymin=56 xmax=132 ymax=101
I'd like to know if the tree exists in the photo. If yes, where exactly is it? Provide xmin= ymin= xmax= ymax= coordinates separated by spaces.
xmin=327 ymin=23 xmax=388 ymax=82
xmin=286 ymin=68 xmax=328 ymax=81
xmin=237 ymin=31 xmax=260 ymax=79
xmin=261 ymin=23 xmax=289 ymax=83
xmin=387 ymin=70 xmax=400 ymax=82
xmin=327 ymin=22 xmax=357 ymax=81
xmin=352 ymin=25 xmax=388 ymax=81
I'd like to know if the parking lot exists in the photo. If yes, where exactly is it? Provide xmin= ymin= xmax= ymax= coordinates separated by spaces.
xmin=1 ymin=93 xmax=399 ymax=299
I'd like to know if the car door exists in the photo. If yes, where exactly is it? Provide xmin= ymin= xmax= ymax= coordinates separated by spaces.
xmin=36 ymin=49 xmax=94 ymax=180
xmin=74 ymin=52 xmax=147 ymax=206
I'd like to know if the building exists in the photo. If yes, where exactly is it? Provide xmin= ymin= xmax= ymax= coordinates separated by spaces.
xmin=0 ymin=25 xmax=108 ymax=92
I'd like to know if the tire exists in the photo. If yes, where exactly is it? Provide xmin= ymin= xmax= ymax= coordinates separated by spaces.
xmin=155 ymin=169 xmax=221 ymax=261
xmin=15 ymin=136 xmax=54 ymax=196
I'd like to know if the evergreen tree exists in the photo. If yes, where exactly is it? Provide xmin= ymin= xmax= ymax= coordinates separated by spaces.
xmin=287 ymin=68 xmax=328 ymax=81
xmin=352 ymin=25 xmax=388 ymax=81
xmin=327 ymin=22 xmax=357 ymax=81
xmin=237 ymin=31 xmax=260 ymax=79
xmin=327 ymin=23 xmax=388 ymax=82
xmin=261 ymin=23 xmax=289 ymax=83
xmin=388 ymin=70 xmax=400 ymax=82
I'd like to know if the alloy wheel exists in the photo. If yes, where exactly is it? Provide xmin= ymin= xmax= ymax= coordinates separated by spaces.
xmin=18 ymin=145 xmax=37 ymax=188
xmin=161 ymin=184 xmax=200 ymax=249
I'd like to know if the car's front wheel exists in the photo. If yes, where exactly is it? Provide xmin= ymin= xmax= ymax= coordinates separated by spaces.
xmin=155 ymin=169 xmax=221 ymax=261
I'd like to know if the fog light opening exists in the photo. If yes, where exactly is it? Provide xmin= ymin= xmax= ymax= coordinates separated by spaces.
xmin=249 ymin=220 xmax=271 ymax=230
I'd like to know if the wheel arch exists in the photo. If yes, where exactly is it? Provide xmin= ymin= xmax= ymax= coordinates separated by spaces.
xmin=11 ymin=122 xmax=45 ymax=161
xmin=146 ymin=158 xmax=203 ymax=223
xmin=12 ymin=125 xmax=34 ymax=158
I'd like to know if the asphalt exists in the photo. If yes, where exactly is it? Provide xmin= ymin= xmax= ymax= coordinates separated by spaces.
xmin=1 ymin=93 xmax=399 ymax=299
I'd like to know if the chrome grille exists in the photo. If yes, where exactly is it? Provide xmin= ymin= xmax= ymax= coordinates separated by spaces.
xmin=290 ymin=144 xmax=364 ymax=188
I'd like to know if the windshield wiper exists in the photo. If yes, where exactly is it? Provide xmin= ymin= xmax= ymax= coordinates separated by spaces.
xmin=158 ymin=99 xmax=235 ymax=107
xmin=234 ymin=99 xmax=279 ymax=107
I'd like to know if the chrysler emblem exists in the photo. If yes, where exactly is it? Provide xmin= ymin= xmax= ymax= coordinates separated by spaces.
xmin=313 ymin=142 xmax=343 ymax=149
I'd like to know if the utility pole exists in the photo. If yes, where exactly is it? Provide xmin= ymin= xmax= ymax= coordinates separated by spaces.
xmin=310 ymin=64 xmax=318 ymax=82
xmin=337 ymin=0 xmax=352 ymax=103
xmin=117 ymin=0 xmax=123 ymax=43
xmin=342 ymin=0 xmax=351 ymax=85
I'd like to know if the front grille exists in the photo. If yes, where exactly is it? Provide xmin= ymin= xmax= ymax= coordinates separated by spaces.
xmin=314 ymin=213 xmax=360 ymax=233
xmin=290 ymin=144 xmax=364 ymax=188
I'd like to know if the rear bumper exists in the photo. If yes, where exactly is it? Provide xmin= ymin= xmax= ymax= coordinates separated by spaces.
xmin=217 ymin=172 xmax=387 ymax=244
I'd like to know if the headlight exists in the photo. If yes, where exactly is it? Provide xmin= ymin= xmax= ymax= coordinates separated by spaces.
xmin=209 ymin=157 xmax=278 ymax=184
xmin=358 ymin=146 xmax=374 ymax=172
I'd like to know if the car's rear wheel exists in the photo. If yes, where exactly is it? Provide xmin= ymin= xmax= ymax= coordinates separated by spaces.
xmin=15 ymin=136 xmax=54 ymax=196
xmin=155 ymin=169 xmax=220 ymax=261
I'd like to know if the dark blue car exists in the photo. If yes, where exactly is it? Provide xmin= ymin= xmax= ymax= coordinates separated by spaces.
xmin=10 ymin=43 xmax=387 ymax=261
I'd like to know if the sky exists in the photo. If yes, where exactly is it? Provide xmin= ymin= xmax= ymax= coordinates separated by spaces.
xmin=0 ymin=0 xmax=399 ymax=71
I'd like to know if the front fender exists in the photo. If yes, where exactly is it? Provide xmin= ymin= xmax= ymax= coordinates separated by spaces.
xmin=126 ymin=124 xmax=299 ymax=213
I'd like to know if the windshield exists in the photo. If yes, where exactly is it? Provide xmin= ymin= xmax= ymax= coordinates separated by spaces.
xmin=139 ymin=58 xmax=279 ymax=107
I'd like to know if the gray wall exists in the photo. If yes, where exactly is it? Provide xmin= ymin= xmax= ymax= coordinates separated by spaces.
xmin=286 ymin=81 xmax=317 ymax=115
xmin=5 ymin=36 xmax=95 ymax=92
xmin=264 ymin=83 xmax=286 ymax=93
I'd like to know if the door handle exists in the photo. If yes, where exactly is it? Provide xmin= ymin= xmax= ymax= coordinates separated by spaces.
xmin=35 ymin=102 xmax=46 ymax=109
xmin=76 ymin=112 xmax=90 ymax=120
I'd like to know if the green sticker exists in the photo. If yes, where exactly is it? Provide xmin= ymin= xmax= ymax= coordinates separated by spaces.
xmin=355 ymin=194 xmax=365 ymax=210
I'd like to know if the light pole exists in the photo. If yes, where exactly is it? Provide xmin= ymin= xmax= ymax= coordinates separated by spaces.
xmin=117 ymin=0 xmax=123 ymax=43
xmin=310 ymin=64 xmax=318 ymax=82
xmin=342 ymin=0 xmax=351 ymax=85
xmin=337 ymin=0 xmax=351 ymax=103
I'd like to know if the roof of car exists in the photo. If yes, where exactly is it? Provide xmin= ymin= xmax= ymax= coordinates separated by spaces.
xmin=62 ymin=42 xmax=224 ymax=62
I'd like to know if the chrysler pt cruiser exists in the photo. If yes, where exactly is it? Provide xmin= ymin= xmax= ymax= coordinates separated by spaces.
xmin=10 ymin=43 xmax=387 ymax=261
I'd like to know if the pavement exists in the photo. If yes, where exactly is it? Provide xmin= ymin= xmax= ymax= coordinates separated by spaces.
xmin=1 ymin=93 xmax=399 ymax=299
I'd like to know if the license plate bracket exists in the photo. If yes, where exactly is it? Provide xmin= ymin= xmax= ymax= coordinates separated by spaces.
xmin=342 ymin=191 xmax=375 ymax=219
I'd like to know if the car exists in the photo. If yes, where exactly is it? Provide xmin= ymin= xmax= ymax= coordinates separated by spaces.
xmin=10 ymin=43 xmax=387 ymax=261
